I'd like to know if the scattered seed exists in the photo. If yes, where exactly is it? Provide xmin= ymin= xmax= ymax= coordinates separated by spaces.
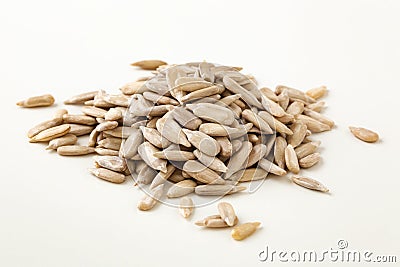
xmin=231 ymin=222 xmax=261 ymax=241
xmin=349 ymin=126 xmax=379 ymax=143
xmin=17 ymin=94 xmax=55 ymax=108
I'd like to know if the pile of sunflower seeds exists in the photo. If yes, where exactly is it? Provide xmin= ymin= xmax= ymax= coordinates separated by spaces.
xmin=20 ymin=60 xmax=338 ymax=240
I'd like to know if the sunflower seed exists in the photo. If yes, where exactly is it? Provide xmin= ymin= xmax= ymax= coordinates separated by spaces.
xmin=223 ymin=76 xmax=262 ymax=109
xmin=242 ymin=109 xmax=273 ymax=134
xmin=260 ymin=87 xmax=279 ymax=102
xmin=285 ymin=144 xmax=300 ymax=174
xmin=274 ymin=136 xmax=287 ymax=169
xmin=183 ymin=160 xmax=226 ymax=185
xmin=53 ymin=109 xmax=68 ymax=120
xmin=143 ymin=91 xmax=179 ymax=105
xmin=246 ymin=144 xmax=268 ymax=167
xmin=303 ymin=109 xmax=334 ymax=128
xmin=120 ymin=128 xmax=143 ymax=158
xmin=167 ymin=180 xmax=197 ymax=198
xmin=131 ymin=60 xmax=167 ymax=70
xmin=194 ymin=184 xmax=246 ymax=196
xmin=291 ymin=175 xmax=329 ymax=192
xmin=120 ymin=81 xmax=147 ymax=95
xmin=156 ymin=113 xmax=191 ymax=147
xmin=306 ymin=86 xmax=327 ymax=100
xmin=276 ymin=86 xmax=316 ymax=103
xmin=27 ymin=117 xmax=63 ymax=138
xmin=94 ymin=147 xmax=120 ymax=156
xmin=46 ymin=134 xmax=77 ymax=150
xmin=217 ymin=202 xmax=236 ymax=226
xmin=137 ymin=184 xmax=164 ymax=211
xmin=137 ymin=165 xmax=158 ymax=185
xmin=179 ymin=197 xmax=194 ymax=218
xmin=57 ymin=145 xmax=95 ymax=156
xmin=287 ymin=122 xmax=308 ymax=148
xmin=97 ymin=137 xmax=122 ymax=150
xmin=171 ymin=107 xmax=202 ymax=130
xmin=172 ymin=80 xmax=213 ymax=92
xmin=296 ymin=115 xmax=330 ymax=133
xmin=29 ymin=124 xmax=70 ymax=142
xmin=306 ymin=101 xmax=325 ymax=112
xmin=68 ymin=124 xmax=95 ymax=136
xmin=218 ymin=94 xmax=242 ymax=106
xmin=64 ymin=91 xmax=98 ymax=105
xmin=294 ymin=141 xmax=321 ymax=159
xmin=231 ymin=222 xmax=261 ymax=241
xmin=187 ymin=103 xmax=235 ymax=125
xmin=81 ymin=106 xmax=107 ymax=118
xmin=149 ymin=164 xmax=176 ymax=189
xmin=216 ymin=137 xmax=232 ymax=157
xmin=103 ymin=94 xmax=130 ymax=107
xmin=229 ymin=168 xmax=268 ymax=182
xmin=258 ymin=111 xmax=293 ymax=135
xmin=193 ymin=149 xmax=227 ymax=172
xmin=299 ymin=153 xmax=320 ymax=168
xmin=183 ymin=129 xmax=220 ymax=156
xmin=195 ymin=215 xmax=238 ymax=228
xmin=17 ymin=94 xmax=55 ymax=108
xmin=349 ymin=126 xmax=379 ymax=143
xmin=95 ymin=121 xmax=119 ymax=132
xmin=181 ymin=85 xmax=224 ymax=102
xmin=259 ymin=158 xmax=287 ymax=176
xmin=62 ymin=114 xmax=97 ymax=125
xmin=138 ymin=142 xmax=168 ymax=172
xmin=140 ymin=126 xmax=171 ymax=148
xmin=225 ymin=141 xmax=253 ymax=178
xmin=93 ymin=156 xmax=126 ymax=172
xmin=286 ymin=101 xmax=305 ymax=116
xmin=89 ymin=167 xmax=126 ymax=184
xmin=260 ymin=96 xmax=286 ymax=117
xmin=153 ymin=150 xmax=195 ymax=161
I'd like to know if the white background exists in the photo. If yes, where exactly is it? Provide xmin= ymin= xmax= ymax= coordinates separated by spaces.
xmin=1 ymin=0 xmax=399 ymax=266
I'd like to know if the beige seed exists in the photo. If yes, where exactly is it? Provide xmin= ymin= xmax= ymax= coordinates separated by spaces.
xmin=64 ymin=91 xmax=98 ymax=105
xmin=131 ymin=60 xmax=168 ymax=70
xmin=57 ymin=145 xmax=95 ymax=156
xmin=194 ymin=184 xmax=246 ymax=196
xmin=169 ymin=171 xmax=186 ymax=183
xmin=120 ymin=81 xmax=147 ymax=95
xmin=217 ymin=202 xmax=236 ymax=226
xmin=231 ymin=222 xmax=261 ymax=241
xmin=104 ymin=108 xmax=122 ymax=121
xmin=195 ymin=215 xmax=238 ymax=228
xmin=29 ymin=124 xmax=70 ymax=142
xmin=89 ymin=167 xmax=126 ymax=184
xmin=138 ymin=142 xmax=168 ymax=172
xmin=258 ymin=111 xmax=293 ymax=135
xmin=143 ymin=91 xmax=179 ymax=105
xmin=259 ymin=158 xmax=287 ymax=176
xmin=171 ymin=107 xmax=202 ymax=130
xmin=136 ymin=165 xmax=158 ymax=185
xmin=291 ymin=175 xmax=329 ymax=192
xmin=81 ymin=106 xmax=107 ymax=118
xmin=229 ymin=168 xmax=268 ymax=182
xmin=97 ymin=137 xmax=122 ymax=150
xmin=27 ymin=117 xmax=63 ymax=138
xmin=93 ymin=156 xmax=127 ymax=172
xmin=274 ymin=136 xmax=287 ymax=169
xmin=149 ymin=165 xmax=176 ymax=189
xmin=172 ymin=80 xmax=213 ymax=92
xmin=216 ymin=137 xmax=232 ymax=157
xmin=87 ymin=129 xmax=99 ymax=147
xmin=349 ymin=126 xmax=379 ymax=143
xmin=94 ymin=147 xmax=120 ymax=156
xmin=286 ymin=101 xmax=305 ymax=116
xmin=68 ymin=124 xmax=95 ymax=136
xmin=299 ymin=153 xmax=321 ymax=168
xmin=223 ymin=76 xmax=263 ymax=109
xmin=193 ymin=149 xmax=227 ymax=173
xmin=287 ymin=122 xmax=308 ymax=148
xmin=218 ymin=94 xmax=242 ymax=106
xmin=242 ymin=109 xmax=273 ymax=134
xmin=199 ymin=123 xmax=251 ymax=138
xmin=62 ymin=114 xmax=97 ymax=125
xmin=120 ymin=129 xmax=143 ymax=158
xmin=296 ymin=115 xmax=330 ymax=133
xmin=53 ymin=109 xmax=68 ymax=120
xmin=17 ymin=94 xmax=55 ymax=108
xmin=156 ymin=113 xmax=191 ymax=147
xmin=187 ymin=103 xmax=235 ymax=126
xmin=140 ymin=126 xmax=171 ymax=148
xmin=285 ymin=144 xmax=300 ymax=174
xmin=275 ymin=86 xmax=316 ymax=103
xmin=183 ymin=161 xmax=225 ymax=185
xmin=137 ymin=184 xmax=164 ymax=211
xmin=306 ymin=85 xmax=327 ymax=100
xmin=153 ymin=150 xmax=195 ymax=161
xmin=183 ymin=129 xmax=220 ymax=157
xmin=260 ymin=87 xmax=279 ymax=102
xmin=260 ymin=96 xmax=286 ymax=117
xmin=303 ymin=109 xmax=334 ymax=128
xmin=181 ymin=85 xmax=224 ymax=102
xmin=179 ymin=197 xmax=194 ymax=218
xmin=46 ymin=134 xmax=77 ymax=150
xmin=306 ymin=101 xmax=325 ymax=112
xmin=95 ymin=121 xmax=119 ymax=132
xmin=103 ymin=94 xmax=130 ymax=107
xmin=167 ymin=180 xmax=197 ymax=198
xmin=295 ymin=141 xmax=321 ymax=159
xmin=225 ymin=141 xmax=253 ymax=178
xmin=246 ymin=144 xmax=268 ymax=167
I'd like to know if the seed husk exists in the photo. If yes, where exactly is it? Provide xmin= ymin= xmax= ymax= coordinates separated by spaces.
xmin=299 ymin=153 xmax=320 ymax=168
xmin=17 ymin=94 xmax=55 ymax=108
xmin=27 ymin=117 xmax=63 ymax=138
xmin=217 ymin=202 xmax=236 ymax=226
xmin=29 ymin=124 xmax=70 ymax=142
xmin=46 ymin=134 xmax=77 ymax=150
xmin=131 ymin=60 xmax=167 ymax=70
xmin=349 ymin=126 xmax=379 ymax=143
xmin=194 ymin=184 xmax=246 ymax=196
xmin=291 ymin=175 xmax=329 ymax=192
xmin=179 ymin=197 xmax=194 ymax=218
xmin=137 ymin=184 xmax=164 ymax=211
xmin=285 ymin=144 xmax=300 ymax=174
xmin=64 ymin=91 xmax=98 ymax=105
xmin=90 ymin=167 xmax=126 ymax=184
xmin=167 ymin=180 xmax=197 ymax=198
xmin=231 ymin=222 xmax=261 ymax=241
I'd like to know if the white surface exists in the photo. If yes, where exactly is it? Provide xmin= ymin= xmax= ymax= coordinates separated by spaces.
xmin=1 ymin=0 xmax=400 ymax=266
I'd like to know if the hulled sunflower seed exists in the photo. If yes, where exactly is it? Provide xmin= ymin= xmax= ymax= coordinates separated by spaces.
xmin=187 ymin=103 xmax=235 ymax=125
xmin=259 ymin=159 xmax=287 ymax=176
xmin=95 ymin=121 xmax=119 ymax=132
xmin=229 ymin=168 xmax=268 ymax=182
xmin=171 ymin=107 xmax=202 ymax=130
xmin=27 ymin=117 xmax=63 ymax=138
xmin=183 ymin=129 xmax=220 ymax=157
xmin=53 ymin=109 xmax=68 ymax=120
xmin=81 ymin=106 xmax=107 ymax=118
xmin=303 ymin=109 xmax=334 ymax=128
xmin=153 ymin=150 xmax=195 ymax=161
xmin=260 ymin=96 xmax=286 ymax=117
xmin=140 ymin=126 xmax=171 ymax=148
xmin=193 ymin=149 xmax=227 ymax=172
xmin=349 ymin=126 xmax=379 ymax=143
xmin=137 ymin=165 xmax=158 ymax=185
xmin=195 ymin=215 xmax=238 ymax=228
xmin=156 ymin=113 xmax=191 ymax=147
xmin=167 ymin=180 xmax=197 ymax=198
xmin=120 ymin=128 xmax=143 ymax=158
xmin=258 ymin=111 xmax=293 ymax=135
xmin=131 ymin=60 xmax=167 ymax=70
xmin=62 ymin=114 xmax=97 ymax=125
xmin=246 ymin=144 xmax=268 ymax=167
xmin=306 ymin=85 xmax=327 ymax=100
xmin=287 ymin=122 xmax=308 ymax=148
xmin=179 ymin=197 xmax=194 ymax=218
xmin=216 ymin=137 xmax=232 ymax=157
xmin=17 ymin=94 xmax=55 ymax=108
xmin=29 ymin=124 xmax=70 ymax=142
xmin=194 ymin=184 xmax=246 ymax=196
xmin=149 ymin=164 xmax=176 ymax=189
xmin=68 ymin=124 xmax=95 ymax=136
xmin=225 ymin=141 xmax=253 ymax=178
xmin=57 ymin=145 xmax=95 ymax=156
xmin=291 ymin=175 xmax=329 ymax=192
xmin=231 ymin=222 xmax=261 ymax=241
xmin=64 ymin=91 xmax=98 ymax=105
xmin=46 ymin=134 xmax=77 ymax=150
xmin=294 ymin=141 xmax=321 ymax=159
xmin=143 ymin=91 xmax=179 ymax=105
xmin=93 ymin=156 xmax=127 ymax=172
xmin=94 ymin=147 xmax=120 ymax=156
xmin=183 ymin=160 xmax=225 ymax=185
xmin=242 ymin=109 xmax=273 ymax=134
xmin=137 ymin=184 xmax=164 ymax=211
xmin=138 ymin=142 xmax=168 ymax=172
xmin=286 ymin=101 xmax=305 ymax=116
xmin=223 ymin=76 xmax=262 ymax=109
xmin=217 ymin=202 xmax=236 ymax=226
xmin=274 ymin=136 xmax=287 ymax=169
xmin=299 ymin=153 xmax=320 ymax=168
xmin=296 ymin=115 xmax=330 ymax=133
xmin=284 ymin=144 xmax=300 ymax=174
xmin=89 ymin=167 xmax=126 ymax=184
